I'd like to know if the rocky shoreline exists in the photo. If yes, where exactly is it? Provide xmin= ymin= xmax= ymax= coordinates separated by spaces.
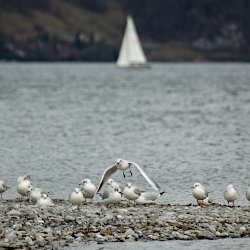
xmin=0 ymin=200 xmax=249 ymax=249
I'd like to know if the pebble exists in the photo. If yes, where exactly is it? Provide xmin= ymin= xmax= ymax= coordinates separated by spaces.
xmin=0 ymin=200 xmax=249 ymax=249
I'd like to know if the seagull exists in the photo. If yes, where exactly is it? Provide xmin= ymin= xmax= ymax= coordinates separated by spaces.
xmin=101 ymin=188 xmax=122 ymax=205
xmin=17 ymin=174 xmax=30 ymax=183
xmin=36 ymin=193 xmax=54 ymax=207
xmin=95 ymin=158 xmax=160 ymax=194
xmin=69 ymin=187 xmax=85 ymax=206
xmin=224 ymin=184 xmax=238 ymax=206
xmin=107 ymin=178 xmax=124 ymax=192
xmin=78 ymin=179 xmax=96 ymax=200
xmin=246 ymin=185 xmax=250 ymax=202
xmin=123 ymin=182 xmax=141 ymax=202
xmin=17 ymin=175 xmax=32 ymax=200
xmin=135 ymin=190 xmax=165 ymax=204
xmin=197 ymin=196 xmax=213 ymax=206
xmin=191 ymin=182 xmax=209 ymax=205
xmin=0 ymin=180 xmax=10 ymax=199
xmin=29 ymin=187 xmax=43 ymax=203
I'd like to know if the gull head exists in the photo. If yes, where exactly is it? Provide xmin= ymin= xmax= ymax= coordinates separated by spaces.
xmin=107 ymin=179 xmax=114 ymax=185
xmin=27 ymin=185 xmax=35 ymax=193
xmin=114 ymin=187 xmax=123 ymax=195
xmin=74 ymin=187 xmax=81 ymax=193
xmin=227 ymin=184 xmax=234 ymax=189
xmin=41 ymin=193 xmax=48 ymax=199
xmin=116 ymin=158 xmax=126 ymax=165
xmin=24 ymin=174 xmax=30 ymax=180
xmin=191 ymin=182 xmax=202 ymax=189
xmin=126 ymin=182 xmax=132 ymax=188
xmin=81 ymin=179 xmax=91 ymax=184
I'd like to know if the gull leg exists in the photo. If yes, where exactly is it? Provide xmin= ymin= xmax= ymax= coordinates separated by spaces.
xmin=129 ymin=167 xmax=133 ymax=176
xmin=123 ymin=171 xmax=126 ymax=178
xmin=201 ymin=199 xmax=204 ymax=207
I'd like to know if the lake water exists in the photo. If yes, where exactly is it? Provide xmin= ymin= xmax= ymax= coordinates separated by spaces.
xmin=0 ymin=62 xmax=250 ymax=206
xmin=69 ymin=238 xmax=250 ymax=250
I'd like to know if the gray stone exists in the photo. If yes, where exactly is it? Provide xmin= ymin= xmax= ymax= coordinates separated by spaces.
xmin=7 ymin=210 xmax=21 ymax=216
xmin=64 ymin=215 xmax=75 ymax=221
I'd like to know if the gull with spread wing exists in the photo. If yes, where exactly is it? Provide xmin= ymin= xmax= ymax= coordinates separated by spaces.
xmin=95 ymin=158 xmax=160 ymax=194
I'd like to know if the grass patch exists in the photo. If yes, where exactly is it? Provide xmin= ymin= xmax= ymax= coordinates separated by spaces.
xmin=0 ymin=11 xmax=36 ymax=39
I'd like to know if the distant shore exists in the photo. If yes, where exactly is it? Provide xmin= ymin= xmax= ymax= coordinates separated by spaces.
xmin=0 ymin=200 xmax=249 ymax=249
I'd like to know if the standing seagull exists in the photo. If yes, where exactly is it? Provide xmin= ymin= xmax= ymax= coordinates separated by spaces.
xmin=191 ymin=183 xmax=209 ymax=205
xmin=69 ymin=188 xmax=85 ymax=206
xmin=95 ymin=158 xmax=160 ymax=194
xmin=29 ymin=187 xmax=43 ymax=203
xmin=224 ymin=184 xmax=238 ymax=206
xmin=101 ymin=187 xmax=122 ymax=205
xmin=246 ymin=185 xmax=250 ymax=202
xmin=17 ymin=175 xmax=32 ymax=200
xmin=123 ymin=182 xmax=141 ymax=202
xmin=107 ymin=179 xmax=124 ymax=192
xmin=36 ymin=193 xmax=54 ymax=207
xmin=79 ymin=179 xmax=96 ymax=201
xmin=0 ymin=180 xmax=10 ymax=199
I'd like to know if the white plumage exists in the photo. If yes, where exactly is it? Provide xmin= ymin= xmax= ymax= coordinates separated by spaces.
xmin=224 ymin=184 xmax=238 ymax=206
xmin=96 ymin=158 xmax=160 ymax=194
xmin=191 ymin=182 xmax=209 ymax=205
xmin=246 ymin=185 xmax=250 ymax=202
xmin=0 ymin=180 xmax=10 ymax=199
xmin=123 ymin=182 xmax=141 ymax=202
xmin=79 ymin=179 xmax=96 ymax=200
xmin=69 ymin=187 xmax=85 ymax=206
xmin=36 ymin=193 xmax=54 ymax=207
xmin=135 ymin=191 xmax=165 ymax=204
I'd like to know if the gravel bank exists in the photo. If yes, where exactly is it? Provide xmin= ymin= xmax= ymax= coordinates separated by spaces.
xmin=0 ymin=200 xmax=249 ymax=249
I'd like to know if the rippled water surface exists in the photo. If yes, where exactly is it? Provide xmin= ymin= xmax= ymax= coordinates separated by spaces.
xmin=0 ymin=63 xmax=250 ymax=205
xmin=70 ymin=238 xmax=250 ymax=250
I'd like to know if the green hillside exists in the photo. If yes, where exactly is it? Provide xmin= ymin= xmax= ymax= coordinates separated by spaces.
xmin=0 ymin=0 xmax=249 ymax=61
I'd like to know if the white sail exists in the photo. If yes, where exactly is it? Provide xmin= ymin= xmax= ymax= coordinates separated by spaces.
xmin=117 ymin=16 xmax=148 ymax=68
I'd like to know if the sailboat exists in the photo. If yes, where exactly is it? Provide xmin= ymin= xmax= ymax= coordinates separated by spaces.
xmin=117 ymin=15 xmax=149 ymax=68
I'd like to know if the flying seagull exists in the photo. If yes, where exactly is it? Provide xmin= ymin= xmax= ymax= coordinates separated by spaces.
xmin=95 ymin=158 xmax=160 ymax=194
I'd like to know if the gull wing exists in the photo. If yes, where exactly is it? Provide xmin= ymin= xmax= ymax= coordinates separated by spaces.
xmin=95 ymin=164 xmax=117 ymax=194
xmin=202 ymin=185 xmax=209 ymax=197
xmin=133 ymin=186 xmax=141 ymax=196
xmin=101 ymin=189 xmax=110 ymax=200
xmin=130 ymin=161 xmax=160 ymax=191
